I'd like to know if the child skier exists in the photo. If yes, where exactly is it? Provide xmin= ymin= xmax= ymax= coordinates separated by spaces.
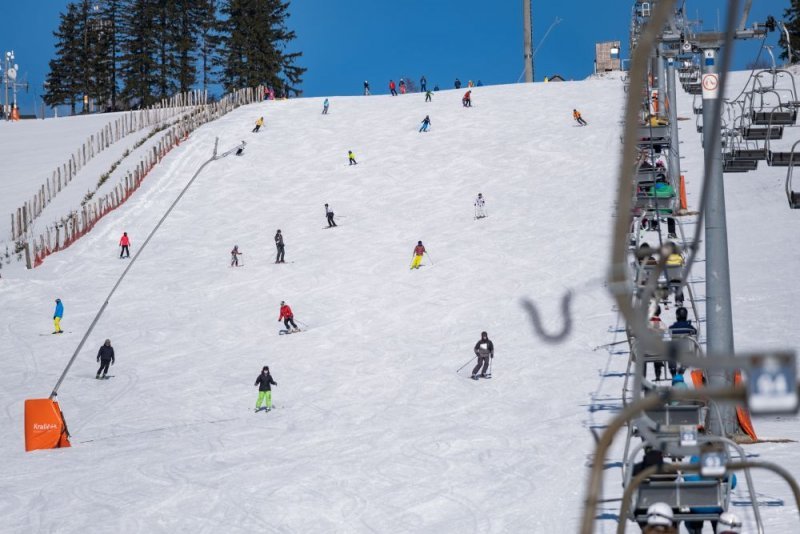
xmin=274 ymin=230 xmax=285 ymax=263
xmin=322 ymin=98 xmax=329 ymax=114
xmin=410 ymin=241 xmax=426 ymax=270
xmin=53 ymin=298 xmax=64 ymax=334
xmin=399 ymin=79 xmax=406 ymax=94
xmin=253 ymin=116 xmax=264 ymax=132
xmin=573 ymin=109 xmax=588 ymax=126
xmin=425 ymin=90 xmax=432 ymax=102
xmin=474 ymin=193 xmax=486 ymax=219
xmin=471 ymin=331 xmax=494 ymax=379
xmin=419 ymin=115 xmax=431 ymax=133
xmin=389 ymin=80 xmax=397 ymax=96
xmin=254 ymin=366 xmax=277 ymax=412
xmin=348 ymin=150 xmax=358 ymax=165
xmin=462 ymin=91 xmax=472 ymax=107
xmin=119 ymin=232 xmax=130 ymax=258
xmin=231 ymin=245 xmax=242 ymax=267
xmin=324 ymin=204 xmax=337 ymax=227
xmin=96 ymin=339 xmax=115 ymax=379
xmin=278 ymin=301 xmax=299 ymax=332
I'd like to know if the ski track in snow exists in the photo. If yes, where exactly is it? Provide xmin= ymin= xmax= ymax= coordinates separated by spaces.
xmin=0 ymin=73 xmax=798 ymax=532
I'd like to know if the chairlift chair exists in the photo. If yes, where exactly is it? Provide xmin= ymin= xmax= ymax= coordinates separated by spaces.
xmin=785 ymin=140 xmax=800 ymax=208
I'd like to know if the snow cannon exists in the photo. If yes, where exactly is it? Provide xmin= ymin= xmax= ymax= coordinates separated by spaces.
xmin=24 ymin=399 xmax=71 ymax=452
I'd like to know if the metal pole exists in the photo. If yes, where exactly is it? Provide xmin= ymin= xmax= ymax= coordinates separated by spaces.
xmin=666 ymin=56 xmax=681 ymax=187
xmin=523 ymin=0 xmax=533 ymax=83
xmin=701 ymin=46 xmax=737 ymax=436
xmin=49 ymin=138 xmax=240 ymax=400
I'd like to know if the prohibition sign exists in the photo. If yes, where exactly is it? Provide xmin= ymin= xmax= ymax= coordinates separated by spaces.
xmin=702 ymin=73 xmax=718 ymax=91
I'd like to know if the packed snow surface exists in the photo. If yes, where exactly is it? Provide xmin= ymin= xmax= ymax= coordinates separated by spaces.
xmin=0 ymin=73 xmax=797 ymax=533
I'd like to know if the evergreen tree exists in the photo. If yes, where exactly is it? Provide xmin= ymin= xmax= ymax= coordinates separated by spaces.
xmin=118 ymin=0 xmax=160 ymax=107
xmin=780 ymin=2 xmax=800 ymax=63
xmin=196 ymin=0 xmax=220 ymax=94
xmin=45 ymin=3 xmax=82 ymax=114
xmin=217 ymin=0 xmax=305 ymax=95
xmin=93 ymin=0 xmax=122 ymax=111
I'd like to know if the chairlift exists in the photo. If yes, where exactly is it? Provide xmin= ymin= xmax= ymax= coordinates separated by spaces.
xmin=741 ymin=126 xmax=783 ymax=141
xmin=784 ymin=140 xmax=800 ymax=208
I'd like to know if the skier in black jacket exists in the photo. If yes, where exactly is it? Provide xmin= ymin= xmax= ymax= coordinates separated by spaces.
xmin=254 ymin=366 xmax=277 ymax=411
xmin=96 ymin=339 xmax=115 ymax=379
xmin=275 ymin=229 xmax=285 ymax=263
xmin=471 ymin=331 xmax=494 ymax=379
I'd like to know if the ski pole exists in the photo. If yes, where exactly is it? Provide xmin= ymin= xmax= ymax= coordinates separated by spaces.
xmin=457 ymin=355 xmax=476 ymax=372
xmin=297 ymin=319 xmax=309 ymax=328
xmin=425 ymin=252 xmax=433 ymax=265
xmin=489 ymin=357 xmax=493 ymax=377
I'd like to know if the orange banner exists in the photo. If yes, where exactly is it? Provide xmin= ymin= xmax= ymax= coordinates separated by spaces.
xmin=24 ymin=399 xmax=71 ymax=452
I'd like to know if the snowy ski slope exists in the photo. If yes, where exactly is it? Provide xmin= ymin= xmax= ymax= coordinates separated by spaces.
xmin=0 ymin=74 xmax=798 ymax=533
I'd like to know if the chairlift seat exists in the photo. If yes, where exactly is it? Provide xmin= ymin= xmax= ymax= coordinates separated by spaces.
xmin=790 ymin=191 xmax=800 ymax=209
xmin=751 ymin=110 xmax=797 ymax=126
xmin=634 ymin=480 xmax=725 ymax=524
xmin=643 ymin=402 xmax=703 ymax=427
xmin=742 ymin=126 xmax=784 ymax=141
xmin=685 ymin=83 xmax=702 ymax=95
xmin=693 ymin=106 xmax=703 ymax=116
xmin=723 ymin=159 xmax=758 ymax=172
xmin=767 ymin=151 xmax=800 ymax=167
xmin=733 ymin=149 xmax=767 ymax=160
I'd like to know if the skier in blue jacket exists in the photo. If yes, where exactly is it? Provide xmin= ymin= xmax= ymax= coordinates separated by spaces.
xmin=53 ymin=298 xmax=64 ymax=334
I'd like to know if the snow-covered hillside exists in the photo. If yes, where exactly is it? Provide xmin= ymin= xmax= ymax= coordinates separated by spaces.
xmin=0 ymin=74 xmax=797 ymax=533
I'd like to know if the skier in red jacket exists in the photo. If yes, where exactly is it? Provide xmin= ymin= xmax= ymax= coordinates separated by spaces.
xmin=119 ymin=232 xmax=131 ymax=258
xmin=278 ymin=301 xmax=299 ymax=332
xmin=389 ymin=80 xmax=397 ymax=96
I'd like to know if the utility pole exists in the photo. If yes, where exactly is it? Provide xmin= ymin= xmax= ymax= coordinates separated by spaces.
xmin=523 ymin=0 xmax=534 ymax=82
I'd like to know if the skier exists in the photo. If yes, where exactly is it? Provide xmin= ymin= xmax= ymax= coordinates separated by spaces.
xmin=474 ymin=193 xmax=486 ymax=218
xmin=454 ymin=78 xmax=462 ymax=89
xmin=119 ymin=232 xmax=131 ymax=258
xmin=53 ymin=298 xmax=64 ymax=334
xmin=573 ymin=109 xmax=588 ymax=126
xmin=648 ymin=305 xmax=667 ymax=381
xmin=274 ymin=229 xmax=285 ymax=263
xmin=462 ymin=90 xmax=472 ymax=107
xmin=231 ymin=245 xmax=243 ymax=267
xmin=410 ymin=241 xmax=426 ymax=270
xmin=322 ymin=98 xmax=329 ymax=114
xmin=324 ymin=203 xmax=337 ymax=227
xmin=278 ymin=301 xmax=299 ymax=332
xmin=468 ymin=80 xmax=474 ymax=88
xmin=419 ymin=115 xmax=431 ymax=133
xmin=363 ymin=80 xmax=370 ymax=95
xmin=254 ymin=366 xmax=277 ymax=412
xmin=471 ymin=331 xmax=494 ymax=379
xmin=425 ymin=89 xmax=432 ymax=102
xmin=95 ymin=339 xmax=115 ymax=379
xmin=348 ymin=150 xmax=358 ymax=165
xmin=253 ymin=116 xmax=264 ymax=133
xmin=399 ymin=79 xmax=406 ymax=94
xmin=420 ymin=75 xmax=427 ymax=92
xmin=389 ymin=80 xmax=397 ymax=96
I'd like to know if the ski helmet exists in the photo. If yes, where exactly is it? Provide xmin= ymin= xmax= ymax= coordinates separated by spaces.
xmin=262 ymin=366 xmax=269 ymax=372
xmin=418 ymin=241 xmax=422 ymax=245
xmin=280 ymin=301 xmax=285 ymax=305
xmin=716 ymin=512 xmax=742 ymax=533
xmin=646 ymin=503 xmax=673 ymax=526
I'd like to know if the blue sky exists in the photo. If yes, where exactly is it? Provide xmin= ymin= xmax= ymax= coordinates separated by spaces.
xmin=1 ymin=0 xmax=789 ymax=116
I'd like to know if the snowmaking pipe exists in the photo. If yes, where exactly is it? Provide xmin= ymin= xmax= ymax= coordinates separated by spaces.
xmin=49 ymin=137 xmax=244 ymax=400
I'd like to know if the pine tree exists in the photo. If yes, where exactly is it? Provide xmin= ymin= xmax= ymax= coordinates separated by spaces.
xmin=93 ymin=0 xmax=122 ymax=111
xmin=217 ymin=0 xmax=305 ymax=95
xmin=780 ymin=2 xmax=800 ymax=63
xmin=118 ymin=0 xmax=160 ymax=108
xmin=45 ymin=3 xmax=82 ymax=114
xmin=196 ymin=0 xmax=220 ymax=94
